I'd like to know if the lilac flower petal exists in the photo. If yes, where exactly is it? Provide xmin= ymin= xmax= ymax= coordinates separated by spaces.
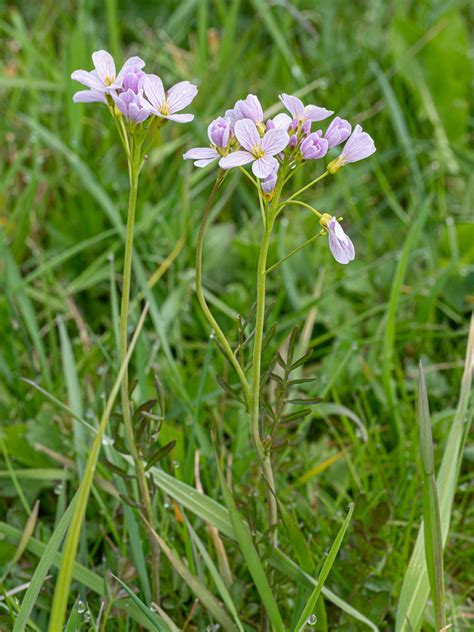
xmin=143 ymin=74 xmax=165 ymax=108
xmin=340 ymin=124 xmax=376 ymax=164
xmin=328 ymin=218 xmax=355 ymax=264
xmin=219 ymin=151 xmax=254 ymax=169
xmin=261 ymin=163 xmax=279 ymax=194
xmin=116 ymin=56 xmax=146 ymax=84
xmin=234 ymin=94 xmax=264 ymax=123
xmin=208 ymin=117 xmax=231 ymax=148
xmin=304 ymin=105 xmax=333 ymax=122
xmin=300 ymin=133 xmax=329 ymax=159
xmin=252 ymin=155 xmax=277 ymax=179
xmin=325 ymin=116 xmax=352 ymax=148
xmin=234 ymin=119 xmax=260 ymax=152
xmin=279 ymin=94 xmax=304 ymax=118
xmin=194 ymin=158 xmax=219 ymax=168
xmin=261 ymin=128 xmax=289 ymax=156
xmin=128 ymin=103 xmax=150 ymax=123
xmin=92 ymin=50 xmax=116 ymax=84
xmin=71 ymin=69 xmax=104 ymax=91
xmin=167 ymin=81 xmax=198 ymax=113
xmin=73 ymin=89 xmax=106 ymax=103
xmin=166 ymin=113 xmax=194 ymax=123
xmin=272 ymin=113 xmax=292 ymax=130
xmin=183 ymin=147 xmax=219 ymax=161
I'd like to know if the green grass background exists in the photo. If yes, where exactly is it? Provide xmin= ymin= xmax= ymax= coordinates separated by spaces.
xmin=0 ymin=0 xmax=472 ymax=629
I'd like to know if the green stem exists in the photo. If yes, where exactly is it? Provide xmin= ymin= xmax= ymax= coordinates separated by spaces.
xmin=195 ymin=172 xmax=251 ymax=408
xmin=119 ymin=137 xmax=160 ymax=604
xmin=250 ymin=218 xmax=279 ymax=544
xmin=249 ymin=161 xmax=292 ymax=546
xmin=283 ymin=169 xmax=329 ymax=204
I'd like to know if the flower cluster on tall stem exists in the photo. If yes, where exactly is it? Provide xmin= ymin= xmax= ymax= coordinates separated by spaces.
xmin=185 ymin=91 xmax=375 ymax=541
xmin=71 ymin=49 xmax=197 ymax=604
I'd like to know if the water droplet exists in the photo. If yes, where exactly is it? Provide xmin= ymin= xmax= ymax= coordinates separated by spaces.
xmin=77 ymin=600 xmax=86 ymax=614
xmin=323 ymin=548 xmax=329 ymax=557
xmin=84 ymin=611 xmax=91 ymax=621
xmin=163 ymin=501 xmax=170 ymax=509
xmin=85 ymin=409 xmax=94 ymax=419
xmin=347 ymin=502 xmax=354 ymax=509
xmin=97 ymin=365 xmax=107 ymax=376
xmin=306 ymin=614 xmax=318 ymax=625
xmin=173 ymin=460 xmax=180 ymax=469
xmin=54 ymin=483 xmax=63 ymax=495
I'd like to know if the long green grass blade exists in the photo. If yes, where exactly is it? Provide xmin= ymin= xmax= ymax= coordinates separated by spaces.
xmin=292 ymin=503 xmax=354 ymax=632
xmin=145 ymin=522 xmax=239 ymax=632
xmin=112 ymin=575 xmax=168 ymax=632
xmin=148 ymin=464 xmax=378 ymax=629
xmin=418 ymin=361 xmax=446 ymax=630
xmin=382 ymin=197 xmax=431 ymax=443
xmin=214 ymin=453 xmax=285 ymax=632
xmin=13 ymin=495 xmax=78 ymax=632
xmin=1 ymin=518 xmax=157 ymax=631
xmin=48 ymin=304 xmax=149 ymax=630
xmin=396 ymin=315 xmax=473 ymax=630
xmin=183 ymin=515 xmax=245 ymax=632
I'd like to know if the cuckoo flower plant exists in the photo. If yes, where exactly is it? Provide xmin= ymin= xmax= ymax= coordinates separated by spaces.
xmin=185 ymin=91 xmax=375 ymax=546
xmin=56 ymin=49 xmax=198 ymax=625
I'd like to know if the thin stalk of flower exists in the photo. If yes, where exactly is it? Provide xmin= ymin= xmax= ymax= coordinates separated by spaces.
xmin=266 ymin=232 xmax=323 ymax=275
xmin=249 ymin=160 xmax=291 ymax=545
xmin=276 ymin=199 xmax=323 ymax=220
xmin=283 ymin=169 xmax=329 ymax=204
xmin=195 ymin=171 xmax=252 ymax=407
xmin=119 ymin=140 xmax=161 ymax=602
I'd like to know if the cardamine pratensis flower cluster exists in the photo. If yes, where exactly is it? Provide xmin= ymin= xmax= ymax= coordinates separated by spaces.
xmin=71 ymin=50 xmax=197 ymax=127
xmin=184 ymin=93 xmax=375 ymax=264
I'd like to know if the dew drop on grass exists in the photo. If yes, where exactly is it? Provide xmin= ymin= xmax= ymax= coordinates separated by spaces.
xmin=173 ymin=460 xmax=180 ymax=469
xmin=306 ymin=613 xmax=318 ymax=625
xmin=77 ymin=600 xmax=86 ymax=614
xmin=54 ymin=483 xmax=63 ymax=495
xmin=84 ymin=611 xmax=91 ymax=622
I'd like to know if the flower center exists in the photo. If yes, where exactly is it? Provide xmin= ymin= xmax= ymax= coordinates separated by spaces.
xmin=104 ymin=76 xmax=115 ymax=86
xmin=252 ymin=145 xmax=265 ymax=159
xmin=159 ymin=101 xmax=171 ymax=116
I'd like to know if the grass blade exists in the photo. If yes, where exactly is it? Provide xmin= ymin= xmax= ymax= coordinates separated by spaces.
xmin=13 ymin=495 xmax=78 ymax=632
xmin=111 ymin=575 xmax=168 ymax=632
xmin=418 ymin=361 xmax=446 ymax=630
xmin=214 ymin=452 xmax=285 ymax=632
xmin=148 ymin=464 xmax=378 ymax=629
xmin=1 ymin=518 xmax=158 ymax=631
xmin=396 ymin=315 xmax=474 ymax=630
xmin=381 ymin=197 xmax=431 ymax=443
xmin=183 ymin=515 xmax=245 ymax=632
xmin=292 ymin=503 xmax=354 ymax=632
xmin=48 ymin=304 xmax=149 ymax=631
xmin=144 ymin=521 xmax=239 ymax=632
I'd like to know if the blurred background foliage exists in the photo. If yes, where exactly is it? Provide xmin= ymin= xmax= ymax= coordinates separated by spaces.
xmin=0 ymin=0 xmax=472 ymax=629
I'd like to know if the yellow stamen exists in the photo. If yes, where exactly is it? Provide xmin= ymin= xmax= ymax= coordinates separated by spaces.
xmin=159 ymin=101 xmax=171 ymax=116
xmin=104 ymin=76 xmax=115 ymax=86
xmin=252 ymin=145 xmax=265 ymax=159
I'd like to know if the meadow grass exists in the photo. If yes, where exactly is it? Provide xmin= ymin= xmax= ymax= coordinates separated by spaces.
xmin=0 ymin=1 xmax=472 ymax=630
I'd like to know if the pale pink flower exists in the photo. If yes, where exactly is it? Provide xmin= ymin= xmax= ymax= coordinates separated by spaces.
xmin=219 ymin=119 xmax=289 ymax=179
